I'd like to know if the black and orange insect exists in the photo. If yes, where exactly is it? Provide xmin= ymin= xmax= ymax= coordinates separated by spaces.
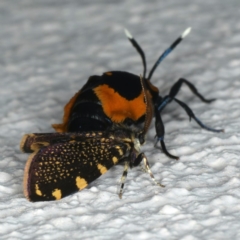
xmin=20 ymin=28 xmax=222 ymax=201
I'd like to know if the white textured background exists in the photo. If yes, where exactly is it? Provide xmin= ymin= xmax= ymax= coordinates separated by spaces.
xmin=0 ymin=0 xmax=240 ymax=239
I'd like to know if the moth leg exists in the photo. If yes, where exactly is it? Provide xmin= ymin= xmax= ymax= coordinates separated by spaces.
xmin=155 ymin=78 xmax=223 ymax=159
xmin=118 ymin=161 xmax=130 ymax=199
xmin=158 ymin=78 xmax=223 ymax=132
xmin=154 ymin=106 xmax=179 ymax=160
xmin=174 ymin=98 xmax=223 ymax=132
xmin=168 ymin=78 xmax=215 ymax=103
xmin=142 ymin=153 xmax=165 ymax=188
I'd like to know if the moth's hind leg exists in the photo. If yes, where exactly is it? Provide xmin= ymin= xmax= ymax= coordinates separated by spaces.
xmin=118 ymin=161 xmax=130 ymax=199
xmin=158 ymin=78 xmax=223 ymax=133
xmin=141 ymin=153 xmax=165 ymax=188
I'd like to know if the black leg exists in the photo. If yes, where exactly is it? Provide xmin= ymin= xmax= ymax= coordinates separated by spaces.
xmin=158 ymin=78 xmax=223 ymax=132
xmin=154 ymin=78 xmax=223 ymax=159
xmin=157 ymin=78 xmax=216 ymax=113
xmin=155 ymin=105 xmax=179 ymax=160
xmin=169 ymin=78 xmax=215 ymax=103
xmin=174 ymin=98 xmax=223 ymax=132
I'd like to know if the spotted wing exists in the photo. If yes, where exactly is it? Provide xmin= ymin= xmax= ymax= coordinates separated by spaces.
xmin=23 ymin=133 xmax=131 ymax=202
xmin=20 ymin=132 xmax=102 ymax=153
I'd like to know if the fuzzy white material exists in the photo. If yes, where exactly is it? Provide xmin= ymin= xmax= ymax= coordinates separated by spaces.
xmin=0 ymin=0 xmax=239 ymax=239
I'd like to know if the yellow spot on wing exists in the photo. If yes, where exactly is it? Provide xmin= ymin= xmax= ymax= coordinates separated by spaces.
xmin=31 ymin=142 xmax=50 ymax=152
xmin=52 ymin=189 xmax=62 ymax=200
xmin=97 ymin=164 xmax=108 ymax=174
xmin=35 ymin=184 xmax=42 ymax=196
xmin=118 ymin=148 xmax=123 ymax=156
xmin=112 ymin=156 xmax=118 ymax=164
xmin=76 ymin=177 xmax=88 ymax=190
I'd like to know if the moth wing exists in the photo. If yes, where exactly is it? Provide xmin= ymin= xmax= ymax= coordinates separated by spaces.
xmin=24 ymin=136 xmax=130 ymax=202
xmin=20 ymin=132 xmax=106 ymax=153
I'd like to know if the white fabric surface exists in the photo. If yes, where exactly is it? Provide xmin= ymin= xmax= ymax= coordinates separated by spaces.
xmin=0 ymin=0 xmax=240 ymax=239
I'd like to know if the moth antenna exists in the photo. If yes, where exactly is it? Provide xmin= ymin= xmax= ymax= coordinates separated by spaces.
xmin=139 ymin=75 xmax=153 ymax=137
xmin=124 ymin=28 xmax=147 ymax=79
xmin=147 ymin=27 xmax=191 ymax=80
